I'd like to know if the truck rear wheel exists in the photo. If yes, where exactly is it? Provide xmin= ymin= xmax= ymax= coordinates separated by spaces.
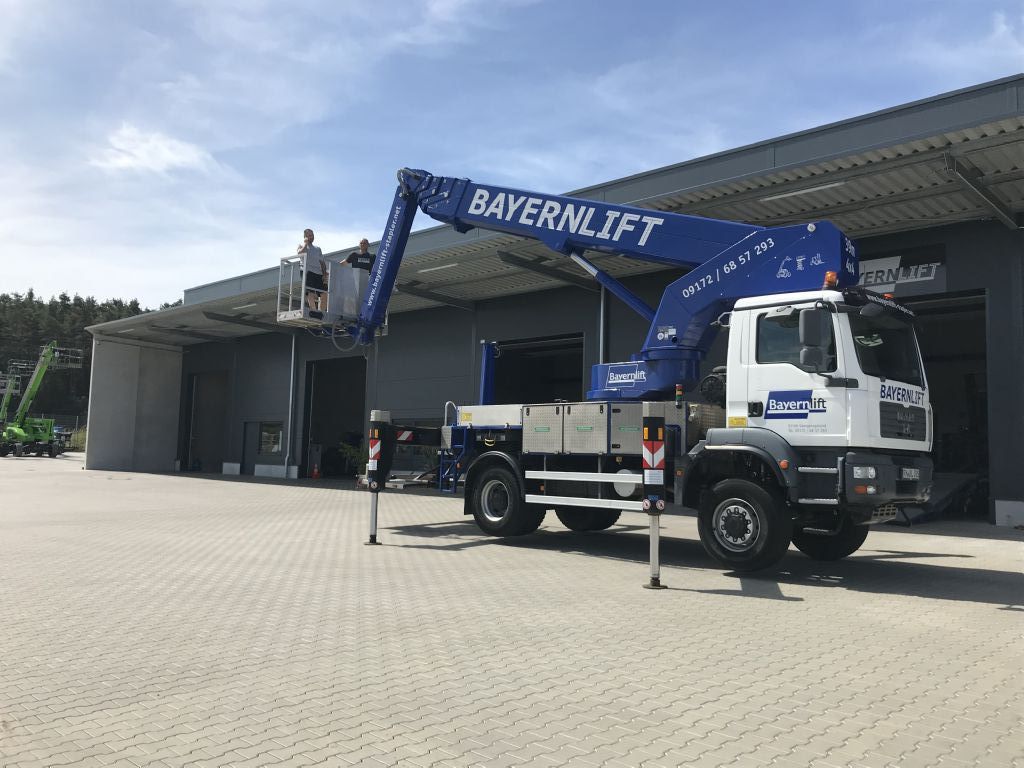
xmin=471 ymin=465 xmax=543 ymax=537
xmin=698 ymin=479 xmax=792 ymax=571
xmin=555 ymin=508 xmax=621 ymax=532
xmin=792 ymin=518 xmax=869 ymax=561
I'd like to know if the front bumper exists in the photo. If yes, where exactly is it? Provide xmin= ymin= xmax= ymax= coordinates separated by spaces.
xmin=844 ymin=451 xmax=933 ymax=520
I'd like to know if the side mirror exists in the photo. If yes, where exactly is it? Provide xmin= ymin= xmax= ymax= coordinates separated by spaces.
xmin=799 ymin=307 xmax=829 ymax=348
xmin=799 ymin=308 xmax=831 ymax=372
xmin=800 ymin=347 xmax=825 ymax=369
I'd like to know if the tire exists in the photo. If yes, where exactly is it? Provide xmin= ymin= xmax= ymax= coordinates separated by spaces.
xmin=792 ymin=518 xmax=869 ymax=561
xmin=470 ymin=465 xmax=543 ymax=536
xmin=555 ymin=508 xmax=621 ymax=532
xmin=698 ymin=479 xmax=792 ymax=571
xmin=13 ymin=444 xmax=23 ymax=458
xmin=35 ymin=449 xmax=44 ymax=457
xmin=0 ymin=445 xmax=8 ymax=457
xmin=48 ymin=443 xmax=58 ymax=458
xmin=519 ymin=506 xmax=547 ymax=535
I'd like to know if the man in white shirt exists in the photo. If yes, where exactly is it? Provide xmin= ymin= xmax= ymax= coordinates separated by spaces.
xmin=297 ymin=228 xmax=326 ymax=310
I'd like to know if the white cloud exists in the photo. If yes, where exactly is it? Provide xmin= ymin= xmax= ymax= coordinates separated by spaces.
xmin=89 ymin=124 xmax=219 ymax=175
xmin=902 ymin=10 xmax=1024 ymax=79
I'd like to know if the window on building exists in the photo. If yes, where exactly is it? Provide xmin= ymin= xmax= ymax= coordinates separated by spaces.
xmin=259 ymin=422 xmax=283 ymax=455
xmin=756 ymin=312 xmax=836 ymax=372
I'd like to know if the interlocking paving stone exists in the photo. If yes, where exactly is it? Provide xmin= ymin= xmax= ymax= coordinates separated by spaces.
xmin=1 ymin=454 xmax=1022 ymax=767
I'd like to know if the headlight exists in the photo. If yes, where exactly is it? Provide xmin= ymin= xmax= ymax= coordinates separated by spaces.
xmin=853 ymin=466 xmax=877 ymax=479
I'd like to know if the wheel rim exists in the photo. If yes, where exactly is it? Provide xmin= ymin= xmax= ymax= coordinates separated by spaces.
xmin=712 ymin=497 xmax=762 ymax=552
xmin=480 ymin=478 xmax=512 ymax=523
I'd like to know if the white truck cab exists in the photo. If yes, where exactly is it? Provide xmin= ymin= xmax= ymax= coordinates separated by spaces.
xmin=687 ymin=286 xmax=931 ymax=511
xmin=729 ymin=289 xmax=931 ymax=454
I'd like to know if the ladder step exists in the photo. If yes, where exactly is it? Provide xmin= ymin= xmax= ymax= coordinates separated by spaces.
xmin=525 ymin=494 xmax=643 ymax=511
xmin=525 ymin=470 xmax=642 ymax=484
xmin=798 ymin=466 xmax=839 ymax=474
xmin=798 ymin=498 xmax=840 ymax=506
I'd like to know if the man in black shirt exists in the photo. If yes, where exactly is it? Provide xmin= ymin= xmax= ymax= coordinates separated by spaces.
xmin=345 ymin=238 xmax=375 ymax=271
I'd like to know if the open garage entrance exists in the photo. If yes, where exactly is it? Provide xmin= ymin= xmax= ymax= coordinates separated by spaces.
xmin=493 ymin=334 xmax=584 ymax=404
xmin=184 ymin=370 xmax=228 ymax=473
xmin=302 ymin=356 xmax=367 ymax=478
xmin=906 ymin=292 xmax=988 ymax=518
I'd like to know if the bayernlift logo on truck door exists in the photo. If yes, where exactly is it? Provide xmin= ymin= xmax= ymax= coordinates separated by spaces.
xmin=764 ymin=390 xmax=827 ymax=419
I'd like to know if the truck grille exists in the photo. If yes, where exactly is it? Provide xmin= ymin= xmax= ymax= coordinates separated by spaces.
xmin=879 ymin=403 xmax=926 ymax=441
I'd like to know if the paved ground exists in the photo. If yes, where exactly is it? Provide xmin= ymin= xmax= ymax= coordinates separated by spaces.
xmin=1 ymin=455 xmax=1022 ymax=768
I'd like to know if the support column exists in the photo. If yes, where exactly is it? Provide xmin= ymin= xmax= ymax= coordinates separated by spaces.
xmin=365 ymin=409 xmax=391 ymax=545
xmin=642 ymin=413 xmax=667 ymax=590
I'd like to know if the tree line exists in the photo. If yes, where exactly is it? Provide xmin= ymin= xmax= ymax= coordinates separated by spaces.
xmin=0 ymin=291 xmax=179 ymax=420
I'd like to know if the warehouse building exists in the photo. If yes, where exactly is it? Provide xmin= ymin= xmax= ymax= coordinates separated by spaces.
xmin=87 ymin=75 xmax=1024 ymax=526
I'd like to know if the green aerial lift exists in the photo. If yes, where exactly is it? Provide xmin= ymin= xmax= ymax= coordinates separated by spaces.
xmin=0 ymin=342 xmax=84 ymax=458
xmin=0 ymin=370 xmax=21 ymax=426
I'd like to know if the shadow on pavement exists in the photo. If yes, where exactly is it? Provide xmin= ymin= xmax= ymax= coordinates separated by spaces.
xmin=882 ymin=519 xmax=1024 ymax=542
xmin=384 ymin=519 xmax=1024 ymax=609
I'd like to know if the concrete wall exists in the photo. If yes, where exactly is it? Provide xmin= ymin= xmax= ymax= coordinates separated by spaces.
xmin=86 ymin=337 xmax=182 ymax=472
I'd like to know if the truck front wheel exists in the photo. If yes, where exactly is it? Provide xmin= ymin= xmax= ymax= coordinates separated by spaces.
xmin=698 ymin=479 xmax=792 ymax=571
xmin=792 ymin=518 xmax=869 ymax=561
xmin=471 ymin=465 xmax=544 ymax=536
xmin=555 ymin=508 xmax=621 ymax=532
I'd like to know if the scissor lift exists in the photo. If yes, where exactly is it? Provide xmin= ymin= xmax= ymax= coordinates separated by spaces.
xmin=277 ymin=256 xmax=368 ymax=328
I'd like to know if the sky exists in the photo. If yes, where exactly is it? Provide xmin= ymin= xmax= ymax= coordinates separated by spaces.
xmin=1 ymin=0 xmax=1022 ymax=308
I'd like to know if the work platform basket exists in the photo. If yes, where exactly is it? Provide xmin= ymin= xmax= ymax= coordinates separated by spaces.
xmin=48 ymin=347 xmax=84 ymax=369
xmin=277 ymin=256 xmax=368 ymax=328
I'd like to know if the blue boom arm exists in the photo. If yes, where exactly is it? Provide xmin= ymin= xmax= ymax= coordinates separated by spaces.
xmin=355 ymin=168 xmax=859 ymax=400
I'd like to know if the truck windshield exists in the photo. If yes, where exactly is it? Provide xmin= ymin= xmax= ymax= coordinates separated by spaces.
xmin=848 ymin=312 xmax=924 ymax=387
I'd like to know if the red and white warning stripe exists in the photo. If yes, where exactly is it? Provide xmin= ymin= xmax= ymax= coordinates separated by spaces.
xmin=642 ymin=439 xmax=665 ymax=487
xmin=642 ymin=440 xmax=665 ymax=469
xmin=368 ymin=438 xmax=381 ymax=470
xmin=396 ymin=430 xmax=414 ymax=443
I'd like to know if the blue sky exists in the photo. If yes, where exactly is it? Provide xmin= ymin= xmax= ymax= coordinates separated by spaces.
xmin=1 ymin=0 xmax=1022 ymax=307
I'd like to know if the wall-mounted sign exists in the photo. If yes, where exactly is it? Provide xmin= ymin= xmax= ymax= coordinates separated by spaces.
xmin=858 ymin=245 xmax=946 ymax=297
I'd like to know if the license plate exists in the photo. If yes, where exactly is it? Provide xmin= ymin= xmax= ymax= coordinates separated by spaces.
xmin=901 ymin=467 xmax=921 ymax=481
